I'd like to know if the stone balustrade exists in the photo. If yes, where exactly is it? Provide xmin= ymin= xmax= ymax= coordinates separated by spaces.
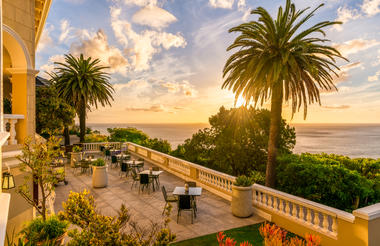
xmin=82 ymin=142 xmax=122 ymax=152
xmin=3 ymin=114 xmax=24 ymax=145
xmin=125 ymin=142 xmax=380 ymax=246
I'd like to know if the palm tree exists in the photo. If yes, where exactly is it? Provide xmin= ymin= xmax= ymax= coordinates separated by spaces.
xmin=51 ymin=54 xmax=114 ymax=142
xmin=222 ymin=0 xmax=346 ymax=187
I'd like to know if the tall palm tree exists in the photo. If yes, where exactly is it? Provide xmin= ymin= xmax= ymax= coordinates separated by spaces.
xmin=222 ymin=0 xmax=346 ymax=187
xmin=51 ymin=54 xmax=114 ymax=142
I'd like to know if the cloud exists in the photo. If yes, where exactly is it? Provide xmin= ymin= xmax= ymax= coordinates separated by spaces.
xmin=110 ymin=6 xmax=186 ymax=71
xmin=132 ymin=5 xmax=177 ymax=29
xmin=322 ymin=105 xmax=351 ymax=109
xmin=126 ymin=104 xmax=177 ymax=113
xmin=361 ymin=0 xmax=380 ymax=16
xmin=39 ymin=55 xmax=66 ymax=78
xmin=160 ymin=80 xmax=198 ymax=97
xmin=368 ymin=70 xmax=380 ymax=82
xmin=333 ymin=61 xmax=363 ymax=83
xmin=58 ymin=19 xmax=74 ymax=43
xmin=209 ymin=0 xmax=235 ymax=9
xmin=63 ymin=0 xmax=86 ymax=4
xmin=37 ymin=24 xmax=54 ymax=52
xmin=333 ymin=6 xmax=361 ymax=31
xmin=69 ymin=30 xmax=130 ymax=75
xmin=333 ymin=39 xmax=380 ymax=56
xmin=122 ymin=0 xmax=157 ymax=6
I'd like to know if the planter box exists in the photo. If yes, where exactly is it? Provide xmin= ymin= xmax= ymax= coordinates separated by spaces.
xmin=70 ymin=152 xmax=83 ymax=167
xmin=231 ymin=185 xmax=253 ymax=218
xmin=92 ymin=166 xmax=108 ymax=188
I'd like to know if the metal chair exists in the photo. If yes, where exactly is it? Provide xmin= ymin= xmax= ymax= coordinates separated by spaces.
xmin=120 ymin=162 xmax=130 ymax=177
xmin=152 ymin=167 xmax=160 ymax=186
xmin=139 ymin=173 xmax=152 ymax=194
xmin=111 ymin=155 xmax=118 ymax=168
xmin=80 ymin=160 xmax=91 ymax=175
xmin=185 ymin=181 xmax=197 ymax=212
xmin=72 ymin=158 xmax=81 ymax=175
xmin=177 ymin=195 xmax=195 ymax=224
xmin=131 ymin=169 xmax=140 ymax=190
xmin=161 ymin=186 xmax=177 ymax=215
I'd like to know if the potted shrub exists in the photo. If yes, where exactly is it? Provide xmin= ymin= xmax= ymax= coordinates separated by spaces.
xmin=92 ymin=158 xmax=108 ymax=188
xmin=231 ymin=175 xmax=253 ymax=217
xmin=70 ymin=145 xmax=83 ymax=167
xmin=20 ymin=215 xmax=69 ymax=245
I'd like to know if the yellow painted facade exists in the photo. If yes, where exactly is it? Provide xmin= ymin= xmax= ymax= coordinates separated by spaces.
xmin=1 ymin=0 xmax=52 ymax=240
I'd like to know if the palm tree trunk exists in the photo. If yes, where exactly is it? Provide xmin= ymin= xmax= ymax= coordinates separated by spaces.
xmin=265 ymin=84 xmax=283 ymax=188
xmin=79 ymin=104 xmax=86 ymax=143
xmin=64 ymin=126 xmax=70 ymax=146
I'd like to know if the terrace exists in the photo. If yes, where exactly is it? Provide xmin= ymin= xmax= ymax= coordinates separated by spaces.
xmin=52 ymin=142 xmax=380 ymax=245
xmin=54 ymin=153 xmax=264 ymax=242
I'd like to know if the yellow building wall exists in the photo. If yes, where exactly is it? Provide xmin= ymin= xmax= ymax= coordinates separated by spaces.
xmin=2 ymin=0 xmax=35 ymax=67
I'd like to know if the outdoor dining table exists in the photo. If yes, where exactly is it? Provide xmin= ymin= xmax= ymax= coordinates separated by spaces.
xmin=173 ymin=187 xmax=202 ymax=196
xmin=116 ymin=154 xmax=130 ymax=160
xmin=139 ymin=170 xmax=163 ymax=191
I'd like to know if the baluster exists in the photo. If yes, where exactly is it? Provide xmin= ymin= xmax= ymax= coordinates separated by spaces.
xmin=306 ymin=208 xmax=312 ymax=225
xmin=279 ymin=199 xmax=284 ymax=213
xmin=331 ymin=217 xmax=338 ymax=234
xmin=273 ymin=197 xmax=278 ymax=211
xmin=290 ymin=202 xmax=295 ymax=216
xmin=263 ymin=193 xmax=268 ymax=206
xmin=299 ymin=206 xmax=304 ymax=221
xmin=6 ymin=119 xmax=17 ymax=145
xmin=285 ymin=201 xmax=290 ymax=215
xmin=323 ymin=214 xmax=329 ymax=232
xmin=314 ymin=211 xmax=321 ymax=228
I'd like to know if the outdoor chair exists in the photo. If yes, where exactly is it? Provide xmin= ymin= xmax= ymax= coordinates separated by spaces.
xmin=80 ymin=160 xmax=91 ymax=175
xmin=105 ymin=149 xmax=111 ymax=160
xmin=161 ymin=186 xmax=178 ymax=215
xmin=120 ymin=162 xmax=130 ymax=178
xmin=72 ymin=158 xmax=81 ymax=175
xmin=185 ymin=181 xmax=197 ymax=212
xmin=111 ymin=155 xmax=118 ymax=168
xmin=152 ymin=166 xmax=160 ymax=185
xmin=139 ymin=174 xmax=152 ymax=194
xmin=177 ymin=195 xmax=195 ymax=224
xmin=152 ymin=167 xmax=159 ymax=171
xmin=131 ymin=169 xmax=140 ymax=190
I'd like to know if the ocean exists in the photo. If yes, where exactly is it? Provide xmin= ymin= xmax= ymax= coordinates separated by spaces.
xmin=88 ymin=123 xmax=380 ymax=159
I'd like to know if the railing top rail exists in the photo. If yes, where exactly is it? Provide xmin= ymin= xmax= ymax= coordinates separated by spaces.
xmin=4 ymin=114 xmax=24 ymax=119
xmin=127 ymin=142 xmax=236 ymax=181
xmin=253 ymin=184 xmax=355 ymax=222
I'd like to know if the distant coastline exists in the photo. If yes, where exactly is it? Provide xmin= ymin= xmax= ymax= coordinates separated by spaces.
xmin=88 ymin=123 xmax=380 ymax=159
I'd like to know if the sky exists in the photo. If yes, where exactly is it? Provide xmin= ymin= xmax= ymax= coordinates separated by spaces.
xmin=36 ymin=0 xmax=380 ymax=124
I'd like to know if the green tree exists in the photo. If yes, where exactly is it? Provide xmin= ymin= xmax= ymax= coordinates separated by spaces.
xmin=173 ymin=106 xmax=295 ymax=176
xmin=108 ymin=127 xmax=149 ymax=144
xmin=51 ymin=54 xmax=114 ymax=142
xmin=36 ymin=85 xmax=76 ymax=145
xmin=222 ymin=0 xmax=346 ymax=187
xmin=17 ymin=135 xmax=63 ymax=221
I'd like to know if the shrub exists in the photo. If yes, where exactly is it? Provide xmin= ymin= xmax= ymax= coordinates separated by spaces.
xmin=250 ymin=171 xmax=265 ymax=185
xmin=143 ymin=138 xmax=172 ymax=154
xmin=20 ymin=215 xmax=68 ymax=244
xmin=84 ymin=133 xmax=108 ymax=143
xmin=276 ymin=153 xmax=378 ymax=211
xmin=92 ymin=158 xmax=105 ymax=167
xmin=107 ymin=127 xmax=149 ymax=144
xmin=234 ymin=175 xmax=253 ymax=187
xmin=58 ymin=190 xmax=175 ymax=245
xmin=72 ymin=145 xmax=82 ymax=152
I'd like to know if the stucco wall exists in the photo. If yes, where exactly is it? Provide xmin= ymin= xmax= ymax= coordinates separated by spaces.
xmin=2 ymin=0 xmax=35 ymax=68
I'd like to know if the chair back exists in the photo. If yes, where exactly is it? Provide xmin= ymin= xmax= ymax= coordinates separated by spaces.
xmin=131 ymin=169 xmax=138 ymax=180
xmin=100 ymin=146 xmax=105 ymax=152
xmin=161 ymin=186 xmax=168 ymax=200
xmin=105 ymin=149 xmax=111 ymax=156
xmin=140 ymin=174 xmax=150 ymax=184
xmin=121 ymin=163 xmax=128 ymax=172
xmin=152 ymin=167 xmax=159 ymax=171
xmin=138 ymin=158 xmax=144 ymax=162
xmin=185 ymin=181 xmax=196 ymax=187
xmin=178 ymin=195 xmax=191 ymax=209
xmin=111 ymin=155 xmax=117 ymax=163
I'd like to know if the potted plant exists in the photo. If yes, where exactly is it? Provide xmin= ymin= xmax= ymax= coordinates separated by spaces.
xmin=20 ymin=215 xmax=68 ymax=245
xmin=231 ymin=175 xmax=253 ymax=217
xmin=92 ymin=158 xmax=108 ymax=188
xmin=70 ymin=145 xmax=83 ymax=167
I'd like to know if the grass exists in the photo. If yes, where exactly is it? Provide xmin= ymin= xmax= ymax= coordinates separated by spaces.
xmin=171 ymin=223 xmax=264 ymax=246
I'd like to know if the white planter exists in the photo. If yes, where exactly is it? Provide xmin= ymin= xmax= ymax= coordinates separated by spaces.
xmin=231 ymin=185 xmax=253 ymax=218
xmin=92 ymin=166 xmax=108 ymax=188
xmin=70 ymin=152 xmax=83 ymax=167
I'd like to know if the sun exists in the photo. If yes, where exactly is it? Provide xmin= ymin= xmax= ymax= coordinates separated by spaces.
xmin=235 ymin=95 xmax=247 ymax=107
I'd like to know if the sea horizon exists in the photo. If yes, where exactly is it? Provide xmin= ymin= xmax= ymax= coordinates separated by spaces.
xmin=88 ymin=122 xmax=380 ymax=159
